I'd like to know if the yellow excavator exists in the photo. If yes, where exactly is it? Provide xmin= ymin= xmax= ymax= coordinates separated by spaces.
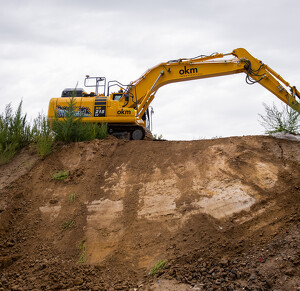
xmin=48 ymin=48 xmax=300 ymax=140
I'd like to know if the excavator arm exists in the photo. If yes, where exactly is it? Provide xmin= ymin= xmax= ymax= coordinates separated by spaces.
xmin=126 ymin=48 xmax=300 ymax=119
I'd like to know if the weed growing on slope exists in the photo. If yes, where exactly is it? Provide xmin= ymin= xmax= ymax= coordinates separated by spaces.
xmin=69 ymin=193 xmax=76 ymax=204
xmin=52 ymin=170 xmax=69 ymax=180
xmin=149 ymin=260 xmax=167 ymax=276
xmin=78 ymin=240 xmax=87 ymax=263
xmin=259 ymin=102 xmax=300 ymax=134
xmin=153 ymin=133 xmax=164 ymax=140
xmin=62 ymin=219 xmax=76 ymax=230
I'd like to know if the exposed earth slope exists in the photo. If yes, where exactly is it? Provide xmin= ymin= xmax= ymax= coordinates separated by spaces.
xmin=0 ymin=136 xmax=299 ymax=290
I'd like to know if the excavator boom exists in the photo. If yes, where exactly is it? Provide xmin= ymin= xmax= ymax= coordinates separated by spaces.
xmin=127 ymin=48 xmax=300 ymax=119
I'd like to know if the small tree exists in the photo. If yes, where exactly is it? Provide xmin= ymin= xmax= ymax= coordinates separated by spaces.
xmin=0 ymin=101 xmax=32 ymax=164
xmin=32 ymin=112 xmax=54 ymax=158
xmin=258 ymin=102 xmax=300 ymax=135
xmin=52 ymin=96 xmax=107 ymax=142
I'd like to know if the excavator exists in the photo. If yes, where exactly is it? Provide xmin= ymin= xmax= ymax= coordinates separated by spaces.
xmin=47 ymin=48 xmax=300 ymax=140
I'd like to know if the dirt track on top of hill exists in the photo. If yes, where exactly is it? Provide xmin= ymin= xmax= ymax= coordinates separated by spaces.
xmin=0 ymin=135 xmax=299 ymax=290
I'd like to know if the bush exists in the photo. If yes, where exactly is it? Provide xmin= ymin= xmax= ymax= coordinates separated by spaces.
xmin=90 ymin=122 xmax=108 ymax=140
xmin=0 ymin=101 xmax=32 ymax=164
xmin=32 ymin=112 xmax=54 ymax=158
xmin=258 ymin=102 xmax=300 ymax=135
xmin=153 ymin=133 xmax=163 ymax=140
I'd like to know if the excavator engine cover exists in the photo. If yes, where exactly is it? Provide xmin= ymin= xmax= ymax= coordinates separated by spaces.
xmin=61 ymin=88 xmax=84 ymax=97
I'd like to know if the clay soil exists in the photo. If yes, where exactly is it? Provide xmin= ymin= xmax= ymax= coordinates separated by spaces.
xmin=0 ymin=135 xmax=299 ymax=290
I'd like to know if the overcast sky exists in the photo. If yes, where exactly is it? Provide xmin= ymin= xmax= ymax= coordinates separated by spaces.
xmin=0 ymin=0 xmax=299 ymax=140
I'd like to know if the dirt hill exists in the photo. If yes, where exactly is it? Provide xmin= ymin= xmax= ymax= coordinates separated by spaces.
xmin=0 ymin=135 xmax=299 ymax=290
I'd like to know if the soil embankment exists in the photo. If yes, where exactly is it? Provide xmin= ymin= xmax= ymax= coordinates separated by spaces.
xmin=0 ymin=136 xmax=299 ymax=290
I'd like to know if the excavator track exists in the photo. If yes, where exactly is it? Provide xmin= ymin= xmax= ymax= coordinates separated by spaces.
xmin=144 ymin=129 xmax=153 ymax=140
xmin=107 ymin=123 xmax=152 ymax=140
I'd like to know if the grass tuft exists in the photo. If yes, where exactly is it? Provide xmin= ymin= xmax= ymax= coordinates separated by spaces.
xmin=62 ymin=219 xmax=76 ymax=230
xmin=153 ymin=133 xmax=163 ymax=141
xmin=77 ymin=240 xmax=87 ymax=263
xmin=52 ymin=170 xmax=69 ymax=180
xmin=149 ymin=260 xmax=167 ymax=276
xmin=69 ymin=193 xmax=76 ymax=204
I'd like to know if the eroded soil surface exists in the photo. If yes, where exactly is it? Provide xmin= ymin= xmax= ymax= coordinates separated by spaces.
xmin=0 ymin=136 xmax=299 ymax=290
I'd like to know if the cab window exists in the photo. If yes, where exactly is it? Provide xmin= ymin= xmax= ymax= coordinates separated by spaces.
xmin=113 ymin=94 xmax=123 ymax=101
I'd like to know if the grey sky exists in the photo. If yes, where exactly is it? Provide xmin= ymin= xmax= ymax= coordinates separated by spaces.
xmin=0 ymin=0 xmax=299 ymax=140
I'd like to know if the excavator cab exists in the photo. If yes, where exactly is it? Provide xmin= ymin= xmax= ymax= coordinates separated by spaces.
xmin=112 ymin=93 xmax=123 ymax=101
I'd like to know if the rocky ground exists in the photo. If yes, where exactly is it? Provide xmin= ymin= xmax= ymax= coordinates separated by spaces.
xmin=0 ymin=135 xmax=299 ymax=290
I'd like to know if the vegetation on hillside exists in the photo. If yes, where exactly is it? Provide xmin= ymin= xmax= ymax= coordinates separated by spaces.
xmin=0 ymin=98 xmax=107 ymax=164
xmin=0 ymin=101 xmax=32 ymax=164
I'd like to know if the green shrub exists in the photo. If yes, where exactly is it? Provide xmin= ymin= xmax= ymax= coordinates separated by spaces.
xmin=51 ymin=96 xmax=108 ymax=142
xmin=0 ymin=101 xmax=32 ymax=164
xmin=0 ymin=143 xmax=18 ymax=165
xmin=32 ymin=112 xmax=54 ymax=158
xmin=259 ymin=102 xmax=300 ymax=135
xmin=153 ymin=133 xmax=164 ymax=140
xmin=91 ymin=122 xmax=108 ymax=139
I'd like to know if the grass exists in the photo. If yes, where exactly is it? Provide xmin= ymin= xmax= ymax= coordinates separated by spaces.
xmin=149 ymin=260 xmax=167 ymax=276
xmin=52 ymin=170 xmax=69 ymax=180
xmin=77 ymin=240 xmax=87 ymax=263
xmin=69 ymin=193 xmax=76 ymax=204
xmin=61 ymin=219 xmax=76 ymax=230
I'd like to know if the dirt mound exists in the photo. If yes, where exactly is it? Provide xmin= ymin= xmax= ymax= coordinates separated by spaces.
xmin=0 ymin=136 xmax=299 ymax=290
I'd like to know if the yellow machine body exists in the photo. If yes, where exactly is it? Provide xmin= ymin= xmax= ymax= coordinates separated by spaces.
xmin=48 ymin=95 xmax=138 ymax=124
